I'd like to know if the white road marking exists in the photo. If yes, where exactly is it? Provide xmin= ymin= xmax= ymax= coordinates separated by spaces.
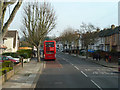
xmin=85 ymin=69 xmax=90 ymax=71
xmin=81 ymin=71 xmax=88 ymax=77
xmin=71 ymin=64 xmax=74 ymax=65
xmin=74 ymin=66 xmax=79 ymax=70
xmin=65 ymin=60 xmax=69 ymax=62
xmin=63 ymin=58 xmax=74 ymax=66
xmin=44 ymin=62 xmax=46 ymax=69
xmin=93 ymin=71 xmax=99 ymax=74
xmin=62 ymin=58 xmax=65 ymax=60
xmin=91 ymin=80 xmax=102 ymax=90
xmin=69 ymin=62 xmax=74 ymax=66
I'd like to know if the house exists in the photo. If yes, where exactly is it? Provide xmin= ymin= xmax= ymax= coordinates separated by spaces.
xmin=99 ymin=25 xmax=120 ymax=52
xmin=3 ymin=30 xmax=19 ymax=53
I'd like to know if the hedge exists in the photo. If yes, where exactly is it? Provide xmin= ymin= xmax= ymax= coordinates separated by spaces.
xmin=2 ymin=52 xmax=19 ymax=58
xmin=2 ymin=49 xmax=32 ymax=59
xmin=17 ymin=49 xmax=32 ymax=59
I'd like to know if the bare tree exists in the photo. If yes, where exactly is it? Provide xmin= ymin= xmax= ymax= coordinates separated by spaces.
xmin=22 ymin=2 xmax=56 ymax=62
xmin=60 ymin=27 xmax=76 ymax=53
xmin=0 ymin=0 xmax=23 ymax=38
xmin=74 ymin=30 xmax=81 ymax=55
xmin=59 ymin=32 xmax=66 ymax=51
xmin=80 ymin=22 xmax=97 ymax=59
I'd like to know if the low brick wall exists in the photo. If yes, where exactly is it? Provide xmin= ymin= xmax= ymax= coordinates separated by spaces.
xmin=14 ymin=63 xmax=22 ymax=73
xmin=0 ymin=63 xmax=22 ymax=84
xmin=6 ymin=70 xmax=14 ymax=80
xmin=2 ymin=75 xmax=5 ymax=83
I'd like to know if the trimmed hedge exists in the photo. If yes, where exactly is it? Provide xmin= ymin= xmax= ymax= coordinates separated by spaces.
xmin=2 ymin=49 xmax=32 ymax=59
xmin=17 ymin=49 xmax=32 ymax=59
xmin=2 ymin=52 xmax=19 ymax=58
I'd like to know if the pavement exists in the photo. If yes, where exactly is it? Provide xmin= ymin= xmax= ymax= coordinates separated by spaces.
xmin=70 ymin=53 xmax=118 ymax=69
xmin=2 ymin=58 xmax=44 ymax=89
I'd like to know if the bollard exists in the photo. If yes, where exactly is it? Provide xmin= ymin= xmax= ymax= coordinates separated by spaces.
xmin=21 ymin=57 xmax=24 ymax=68
xmin=20 ymin=57 xmax=24 ymax=68
xmin=3 ymin=70 xmax=7 ymax=81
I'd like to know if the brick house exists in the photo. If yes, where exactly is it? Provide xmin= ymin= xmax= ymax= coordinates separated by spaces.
xmin=99 ymin=25 xmax=120 ymax=52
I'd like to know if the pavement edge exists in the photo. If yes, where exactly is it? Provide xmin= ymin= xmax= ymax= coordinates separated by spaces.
xmin=31 ymin=61 xmax=46 ymax=89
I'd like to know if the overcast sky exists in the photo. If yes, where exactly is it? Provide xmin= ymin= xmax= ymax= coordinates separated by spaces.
xmin=5 ymin=0 xmax=119 ymax=38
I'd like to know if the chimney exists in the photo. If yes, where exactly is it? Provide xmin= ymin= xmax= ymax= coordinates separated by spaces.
xmin=96 ymin=28 xmax=100 ymax=32
xmin=103 ymin=28 xmax=107 ymax=30
xmin=111 ymin=25 xmax=115 ymax=30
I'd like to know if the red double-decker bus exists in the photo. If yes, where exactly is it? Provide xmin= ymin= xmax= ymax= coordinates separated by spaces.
xmin=43 ymin=40 xmax=56 ymax=60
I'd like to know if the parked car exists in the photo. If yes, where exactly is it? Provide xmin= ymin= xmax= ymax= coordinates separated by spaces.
xmin=0 ymin=56 xmax=19 ymax=64
xmin=7 ymin=56 xmax=20 ymax=62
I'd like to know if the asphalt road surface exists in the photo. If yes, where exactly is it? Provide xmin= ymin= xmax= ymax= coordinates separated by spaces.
xmin=35 ymin=52 xmax=119 ymax=90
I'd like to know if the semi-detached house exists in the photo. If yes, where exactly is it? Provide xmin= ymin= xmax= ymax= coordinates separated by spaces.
xmin=99 ymin=25 xmax=120 ymax=52
xmin=3 ymin=30 xmax=19 ymax=53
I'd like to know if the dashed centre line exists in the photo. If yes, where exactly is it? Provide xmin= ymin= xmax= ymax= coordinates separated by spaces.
xmin=81 ymin=71 xmax=88 ymax=77
xmin=91 ymin=80 xmax=102 ymax=90
xmin=74 ymin=66 xmax=79 ymax=70
xmin=58 ymin=55 xmax=102 ymax=90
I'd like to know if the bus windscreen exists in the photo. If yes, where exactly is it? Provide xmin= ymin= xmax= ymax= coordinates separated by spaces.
xmin=45 ymin=42 xmax=54 ymax=47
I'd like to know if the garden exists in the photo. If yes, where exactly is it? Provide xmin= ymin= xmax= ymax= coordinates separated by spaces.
xmin=1 ymin=49 xmax=32 ymax=76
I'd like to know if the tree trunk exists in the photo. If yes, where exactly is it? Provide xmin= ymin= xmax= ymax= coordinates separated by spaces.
xmin=76 ymin=46 xmax=79 ymax=56
xmin=86 ymin=45 xmax=88 ymax=59
xmin=63 ymin=44 xmax=65 ymax=52
xmin=0 ymin=1 xmax=3 ymax=54
xmin=37 ymin=46 xmax=40 ymax=62
xmin=69 ymin=44 xmax=71 ymax=54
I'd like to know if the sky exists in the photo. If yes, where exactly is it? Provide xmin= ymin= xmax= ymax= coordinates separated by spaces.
xmin=4 ymin=0 xmax=119 ymax=38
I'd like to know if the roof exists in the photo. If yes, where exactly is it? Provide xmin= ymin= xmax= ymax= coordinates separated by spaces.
xmin=19 ymin=47 xmax=32 ymax=50
xmin=99 ymin=26 xmax=120 ymax=37
xmin=0 ymin=45 xmax=7 ymax=49
xmin=4 ymin=30 xmax=18 ymax=37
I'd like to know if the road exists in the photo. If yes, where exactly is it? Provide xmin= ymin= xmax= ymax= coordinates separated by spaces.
xmin=35 ymin=52 xmax=119 ymax=90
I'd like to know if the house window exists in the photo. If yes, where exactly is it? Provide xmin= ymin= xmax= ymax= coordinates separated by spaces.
xmin=101 ymin=38 xmax=103 ymax=43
